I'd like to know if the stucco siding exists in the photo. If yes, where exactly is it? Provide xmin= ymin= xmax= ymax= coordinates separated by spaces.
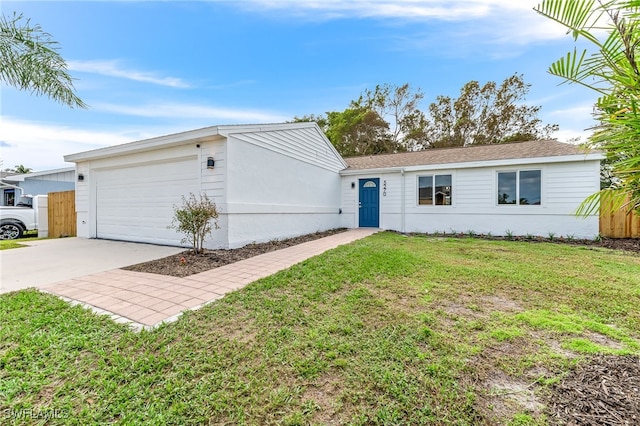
xmin=224 ymin=137 xmax=342 ymax=248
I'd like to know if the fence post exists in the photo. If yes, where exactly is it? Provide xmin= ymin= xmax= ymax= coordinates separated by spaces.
xmin=33 ymin=195 xmax=49 ymax=238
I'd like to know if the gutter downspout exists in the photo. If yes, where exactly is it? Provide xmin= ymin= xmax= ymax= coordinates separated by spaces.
xmin=0 ymin=181 xmax=25 ymax=198
xmin=400 ymin=168 xmax=406 ymax=234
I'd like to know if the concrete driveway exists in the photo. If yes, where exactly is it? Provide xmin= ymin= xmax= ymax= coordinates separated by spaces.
xmin=0 ymin=238 xmax=184 ymax=294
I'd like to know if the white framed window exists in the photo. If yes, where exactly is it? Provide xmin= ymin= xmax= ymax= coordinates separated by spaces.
xmin=497 ymin=170 xmax=541 ymax=205
xmin=418 ymin=174 xmax=452 ymax=205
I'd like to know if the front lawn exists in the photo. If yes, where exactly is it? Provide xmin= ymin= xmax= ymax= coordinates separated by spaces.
xmin=0 ymin=232 xmax=41 ymax=250
xmin=1 ymin=233 xmax=639 ymax=424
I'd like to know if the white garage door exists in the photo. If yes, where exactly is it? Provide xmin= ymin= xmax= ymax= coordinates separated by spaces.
xmin=95 ymin=157 xmax=200 ymax=246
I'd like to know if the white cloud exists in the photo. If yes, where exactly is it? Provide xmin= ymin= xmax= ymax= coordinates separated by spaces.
xmin=239 ymin=0 xmax=514 ymax=20
xmin=93 ymin=102 xmax=291 ymax=123
xmin=67 ymin=60 xmax=190 ymax=88
xmin=0 ymin=117 xmax=134 ymax=171
xmin=548 ymin=104 xmax=597 ymax=119
xmin=228 ymin=0 xmax=567 ymax=54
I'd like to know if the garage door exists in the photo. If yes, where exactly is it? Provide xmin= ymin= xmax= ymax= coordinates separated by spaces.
xmin=95 ymin=157 xmax=200 ymax=246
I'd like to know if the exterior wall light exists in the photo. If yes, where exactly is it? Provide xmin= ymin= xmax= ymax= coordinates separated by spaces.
xmin=78 ymin=173 xmax=84 ymax=181
xmin=351 ymin=182 xmax=355 ymax=189
xmin=207 ymin=157 xmax=215 ymax=169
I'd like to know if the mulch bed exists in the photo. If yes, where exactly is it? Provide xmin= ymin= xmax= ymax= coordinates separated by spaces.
xmin=544 ymin=355 xmax=640 ymax=425
xmin=123 ymin=228 xmax=347 ymax=278
xmin=407 ymin=232 xmax=640 ymax=254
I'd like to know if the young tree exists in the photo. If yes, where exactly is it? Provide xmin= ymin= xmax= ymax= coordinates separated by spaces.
xmin=0 ymin=13 xmax=86 ymax=108
xmin=424 ymin=73 xmax=558 ymax=148
xmin=170 ymin=193 xmax=220 ymax=254
xmin=534 ymin=0 xmax=640 ymax=213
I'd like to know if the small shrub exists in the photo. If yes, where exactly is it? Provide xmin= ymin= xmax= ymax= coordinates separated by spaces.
xmin=547 ymin=232 xmax=556 ymax=241
xmin=170 ymin=193 xmax=220 ymax=254
xmin=505 ymin=229 xmax=514 ymax=240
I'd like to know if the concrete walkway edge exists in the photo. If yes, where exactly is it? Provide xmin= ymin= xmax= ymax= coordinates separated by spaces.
xmin=40 ymin=229 xmax=379 ymax=331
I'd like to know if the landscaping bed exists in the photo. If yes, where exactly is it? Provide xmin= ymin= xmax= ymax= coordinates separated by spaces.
xmin=126 ymin=228 xmax=639 ymax=278
xmin=123 ymin=228 xmax=347 ymax=277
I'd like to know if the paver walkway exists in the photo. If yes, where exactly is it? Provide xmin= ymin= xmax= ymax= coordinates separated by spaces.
xmin=41 ymin=229 xmax=378 ymax=330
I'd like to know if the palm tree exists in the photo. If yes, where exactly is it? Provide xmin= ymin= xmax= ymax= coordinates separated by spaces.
xmin=12 ymin=164 xmax=32 ymax=174
xmin=534 ymin=0 xmax=640 ymax=215
xmin=0 ymin=12 xmax=86 ymax=108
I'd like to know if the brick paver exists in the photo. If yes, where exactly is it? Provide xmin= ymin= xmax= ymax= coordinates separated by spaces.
xmin=40 ymin=229 xmax=377 ymax=330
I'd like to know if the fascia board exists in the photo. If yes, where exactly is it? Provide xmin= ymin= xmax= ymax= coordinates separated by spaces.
xmin=64 ymin=126 xmax=223 ymax=163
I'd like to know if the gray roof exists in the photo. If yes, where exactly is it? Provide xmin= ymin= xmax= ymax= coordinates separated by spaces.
xmin=343 ymin=140 xmax=599 ymax=170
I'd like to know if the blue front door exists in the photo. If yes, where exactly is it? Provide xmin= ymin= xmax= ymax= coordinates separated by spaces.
xmin=359 ymin=178 xmax=379 ymax=228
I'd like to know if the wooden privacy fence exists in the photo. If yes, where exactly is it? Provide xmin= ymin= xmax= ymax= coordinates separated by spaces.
xmin=600 ymin=197 xmax=640 ymax=238
xmin=48 ymin=190 xmax=76 ymax=238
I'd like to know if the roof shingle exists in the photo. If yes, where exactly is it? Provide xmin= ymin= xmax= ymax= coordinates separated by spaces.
xmin=343 ymin=140 xmax=597 ymax=170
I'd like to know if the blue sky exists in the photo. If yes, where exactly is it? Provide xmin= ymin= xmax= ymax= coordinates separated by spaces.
xmin=1 ymin=0 xmax=599 ymax=171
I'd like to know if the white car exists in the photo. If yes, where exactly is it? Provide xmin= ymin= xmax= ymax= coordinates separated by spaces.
xmin=0 ymin=206 xmax=36 ymax=239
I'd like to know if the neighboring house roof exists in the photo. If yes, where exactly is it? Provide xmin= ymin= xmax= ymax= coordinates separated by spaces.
xmin=0 ymin=171 xmax=18 ymax=179
xmin=3 ymin=167 xmax=75 ymax=182
xmin=343 ymin=140 xmax=603 ymax=171
xmin=64 ymin=122 xmax=346 ymax=168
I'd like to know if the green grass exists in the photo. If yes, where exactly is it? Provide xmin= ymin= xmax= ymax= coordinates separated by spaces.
xmin=0 ymin=231 xmax=41 ymax=250
xmin=1 ymin=232 xmax=639 ymax=424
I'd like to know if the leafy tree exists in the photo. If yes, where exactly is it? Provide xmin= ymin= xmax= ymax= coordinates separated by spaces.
xmin=325 ymin=107 xmax=395 ymax=156
xmin=352 ymin=83 xmax=429 ymax=151
xmin=534 ymin=0 xmax=640 ymax=214
xmin=294 ymin=84 xmax=427 ymax=156
xmin=424 ymin=73 xmax=558 ymax=148
xmin=170 ymin=193 xmax=220 ymax=254
xmin=295 ymin=78 xmax=556 ymax=156
xmin=0 ymin=12 xmax=86 ymax=108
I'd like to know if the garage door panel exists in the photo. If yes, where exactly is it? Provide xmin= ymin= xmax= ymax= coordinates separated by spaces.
xmin=95 ymin=157 xmax=199 ymax=245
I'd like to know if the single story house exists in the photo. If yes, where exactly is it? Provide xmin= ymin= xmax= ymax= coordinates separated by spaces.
xmin=340 ymin=141 xmax=603 ymax=238
xmin=0 ymin=167 xmax=75 ymax=206
xmin=64 ymin=123 xmax=346 ymax=248
xmin=64 ymin=122 xmax=603 ymax=248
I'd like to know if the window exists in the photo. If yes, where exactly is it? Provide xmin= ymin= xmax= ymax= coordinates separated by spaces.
xmin=418 ymin=174 xmax=452 ymax=205
xmin=497 ymin=170 xmax=541 ymax=205
xmin=4 ymin=189 xmax=15 ymax=206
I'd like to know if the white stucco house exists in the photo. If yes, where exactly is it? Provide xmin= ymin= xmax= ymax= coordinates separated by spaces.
xmin=64 ymin=123 xmax=346 ymax=248
xmin=340 ymin=141 xmax=603 ymax=237
xmin=64 ymin=122 xmax=604 ymax=248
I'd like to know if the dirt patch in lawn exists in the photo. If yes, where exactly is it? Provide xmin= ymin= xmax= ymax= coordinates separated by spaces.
xmin=543 ymin=355 xmax=640 ymax=425
xmin=123 ymin=229 xmax=347 ymax=277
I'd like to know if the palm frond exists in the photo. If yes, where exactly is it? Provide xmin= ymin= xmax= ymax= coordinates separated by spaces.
xmin=534 ymin=0 xmax=601 ymax=43
xmin=0 ymin=13 xmax=87 ymax=108
xmin=576 ymin=188 xmax=630 ymax=217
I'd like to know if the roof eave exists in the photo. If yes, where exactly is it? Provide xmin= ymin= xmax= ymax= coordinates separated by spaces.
xmin=64 ymin=126 xmax=224 ymax=163
xmin=342 ymin=152 xmax=605 ymax=174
